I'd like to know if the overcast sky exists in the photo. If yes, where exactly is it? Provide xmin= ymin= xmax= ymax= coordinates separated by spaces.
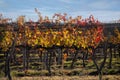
xmin=0 ymin=0 xmax=120 ymax=22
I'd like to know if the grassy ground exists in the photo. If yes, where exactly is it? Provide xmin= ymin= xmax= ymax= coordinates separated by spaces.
xmin=0 ymin=52 xmax=120 ymax=79
xmin=0 ymin=75 xmax=120 ymax=80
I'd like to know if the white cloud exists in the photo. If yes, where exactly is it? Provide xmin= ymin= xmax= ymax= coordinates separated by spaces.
xmin=2 ymin=8 xmax=54 ymax=21
xmin=0 ymin=0 xmax=3 ymax=4
xmin=88 ymin=0 xmax=120 ymax=10
xmin=69 ymin=11 xmax=120 ymax=22
xmin=38 ymin=7 xmax=64 ymax=11
xmin=0 ymin=0 xmax=4 ymax=5
xmin=2 ymin=10 xmax=120 ymax=22
xmin=89 ymin=1 xmax=110 ymax=9
xmin=59 ymin=0 xmax=73 ymax=3
xmin=0 ymin=0 xmax=6 ymax=7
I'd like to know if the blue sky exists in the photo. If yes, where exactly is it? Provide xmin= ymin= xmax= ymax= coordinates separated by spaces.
xmin=0 ymin=0 xmax=120 ymax=22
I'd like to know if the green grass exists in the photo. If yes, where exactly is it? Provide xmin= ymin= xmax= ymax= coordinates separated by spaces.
xmin=0 ymin=53 xmax=120 ymax=77
xmin=1 ymin=75 xmax=120 ymax=80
